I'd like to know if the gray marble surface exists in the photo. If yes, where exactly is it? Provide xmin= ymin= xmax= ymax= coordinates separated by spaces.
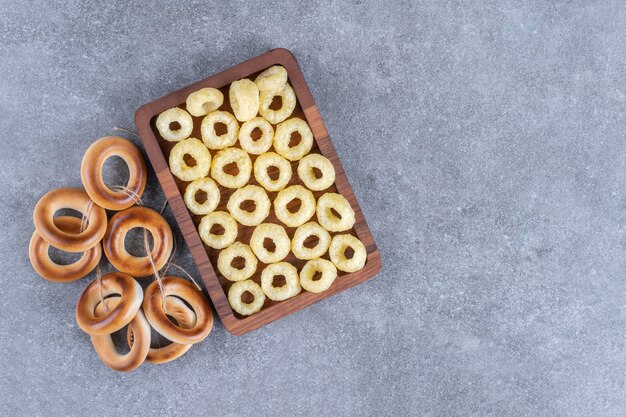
xmin=1 ymin=1 xmax=625 ymax=416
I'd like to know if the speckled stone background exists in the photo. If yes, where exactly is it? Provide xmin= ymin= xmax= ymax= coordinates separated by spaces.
xmin=1 ymin=1 xmax=625 ymax=416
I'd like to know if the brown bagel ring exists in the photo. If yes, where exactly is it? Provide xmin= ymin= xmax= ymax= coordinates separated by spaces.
xmin=103 ymin=206 xmax=173 ymax=277
xmin=29 ymin=216 xmax=101 ymax=282
xmin=143 ymin=276 xmax=213 ymax=344
xmin=90 ymin=296 xmax=150 ymax=372
xmin=81 ymin=136 xmax=147 ymax=211
xmin=75 ymin=272 xmax=143 ymax=335
xmin=33 ymin=188 xmax=107 ymax=252
xmin=127 ymin=296 xmax=196 ymax=364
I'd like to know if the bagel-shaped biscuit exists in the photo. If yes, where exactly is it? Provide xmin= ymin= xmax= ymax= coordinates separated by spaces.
xmin=29 ymin=216 xmax=102 ymax=282
xmin=217 ymin=242 xmax=258 ymax=282
xmin=329 ymin=234 xmax=367 ymax=273
xmin=273 ymin=117 xmax=313 ymax=161
xmin=274 ymin=185 xmax=316 ymax=228
xmin=254 ymin=65 xmax=288 ymax=92
xmin=186 ymin=88 xmax=224 ymax=117
xmin=75 ymin=272 xmax=143 ymax=335
xmin=260 ymin=262 xmax=301 ymax=301
xmin=259 ymin=83 xmax=296 ymax=125
xmin=250 ymin=223 xmax=290 ymax=264
xmin=143 ymin=276 xmax=213 ymax=344
xmin=238 ymin=117 xmax=274 ymax=155
xmin=184 ymin=177 xmax=220 ymax=215
xmin=291 ymin=221 xmax=331 ymax=260
xmin=33 ymin=188 xmax=107 ymax=253
xmin=228 ymin=279 xmax=265 ymax=316
xmin=300 ymin=258 xmax=338 ymax=293
xmin=210 ymin=147 xmax=252 ymax=188
xmin=198 ymin=211 xmax=238 ymax=249
xmin=81 ymin=136 xmax=147 ymax=211
xmin=229 ymin=79 xmax=259 ymax=122
xmin=169 ymin=138 xmax=211 ymax=182
xmin=316 ymin=193 xmax=355 ymax=232
xmin=297 ymin=153 xmax=335 ymax=191
xmin=103 ymin=206 xmax=173 ymax=277
xmin=227 ymin=185 xmax=271 ymax=227
xmin=90 ymin=296 xmax=151 ymax=372
xmin=156 ymin=107 xmax=193 ymax=142
xmin=200 ymin=111 xmax=239 ymax=150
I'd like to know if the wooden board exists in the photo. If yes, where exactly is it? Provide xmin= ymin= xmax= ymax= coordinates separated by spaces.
xmin=135 ymin=48 xmax=381 ymax=335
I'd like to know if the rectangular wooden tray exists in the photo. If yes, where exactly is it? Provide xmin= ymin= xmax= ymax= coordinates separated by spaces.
xmin=135 ymin=48 xmax=381 ymax=335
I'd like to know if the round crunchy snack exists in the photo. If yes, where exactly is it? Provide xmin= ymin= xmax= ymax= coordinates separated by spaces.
xmin=316 ymin=193 xmax=355 ymax=232
xmin=186 ymin=88 xmax=224 ymax=117
xmin=156 ymin=107 xmax=193 ymax=142
xmin=201 ymin=110 xmax=239 ymax=149
xmin=184 ymin=177 xmax=220 ymax=215
xmin=229 ymin=78 xmax=259 ymax=122
xmin=274 ymin=185 xmax=316 ymax=228
xmin=228 ymin=280 xmax=265 ymax=316
xmin=227 ymin=185 xmax=271 ymax=227
xmin=291 ymin=221 xmax=331 ymax=260
xmin=259 ymin=83 xmax=296 ymax=124
xmin=238 ymin=117 xmax=274 ymax=155
xmin=217 ymin=242 xmax=258 ymax=282
xmin=300 ymin=258 xmax=338 ymax=293
xmin=260 ymin=262 xmax=301 ymax=301
xmin=254 ymin=65 xmax=288 ymax=92
xmin=274 ymin=117 xmax=313 ymax=161
xmin=254 ymin=152 xmax=292 ymax=192
xmin=297 ymin=153 xmax=336 ymax=191
xmin=169 ymin=138 xmax=211 ymax=181
xmin=210 ymin=147 xmax=252 ymax=188
xmin=250 ymin=223 xmax=290 ymax=264
xmin=329 ymin=234 xmax=366 ymax=273
xmin=198 ymin=211 xmax=238 ymax=249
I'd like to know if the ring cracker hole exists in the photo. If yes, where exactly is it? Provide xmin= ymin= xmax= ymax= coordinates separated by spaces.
xmin=169 ymin=121 xmax=182 ymax=132
xmin=53 ymin=208 xmax=83 ymax=219
xmin=312 ymin=167 xmax=323 ymax=179
xmin=48 ymin=246 xmax=82 ymax=265
xmin=263 ymin=237 xmax=276 ymax=253
xmin=183 ymin=154 xmax=197 ymax=167
xmin=124 ymin=227 xmax=154 ymax=257
xmin=266 ymin=165 xmax=280 ymax=181
xmin=344 ymin=246 xmax=355 ymax=260
xmin=147 ymin=326 xmax=173 ymax=349
xmin=288 ymin=131 xmax=302 ymax=148
xmin=230 ymin=256 xmax=246 ymax=270
xmin=269 ymin=95 xmax=283 ymax=110
xmin=287 ymin=198 xmax=302 ymax=214
xmin=303 ymin=234 xmax=320 ymax=249
xmin=311 ymin=270 xmax=323 ymax=282
xmin=102 ymin=156 xmax=130 ymax=193
xmin=241 ymin=199 xmax=257 ymax=213
xmin=272 ymin=275 xmax=286 ymax=288
xmin=194 ymin=189 xmax=208 ymax=204
xmin=223 ymin=161 xmax=240 ymax=176
xmin=330 ymin=207 xmax=342 ymax=220
xmin=240 ymin=290 xmax=255 ymax=304
xmin=250 ymin=127 xmax=263 ymax=142
xmin=209 ymin=223 xmax=225 ymax=236
xmin=214 ymin=122 xmax=228 ymax=136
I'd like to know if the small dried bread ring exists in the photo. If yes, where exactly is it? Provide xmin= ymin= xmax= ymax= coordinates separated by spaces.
xmin=210 ymin=147 xmax=252 ymax=188
xmin=217 ymin=242 xmax=258 ymax=282
xmin=274 ymin=185 xmax=316 ymax=228
xmin=229 ymin=79 xmax=259 ymax=122
xmin=300 ymin=258 xmax=338 ymax=293
xmin=200 ymin=111 xmax=239 ymax=149
xmin=156 ymin=107 xmax=193 ymax=142
xmin=75 ymin=272 xmax=143 ymax=335
xmin=29 ymin=216 xmax=102 ymax=282
xmin=291 ymin=222 xmax=331 ymax=260
xmin=250 ymin=223 xmax=291 ymax=264
xmin=329 ymin=234 xmax=367 ymax=273
xmin=297 ymin=154 xmax=336 ymax=191
xmin=228 ymin=279 xmax=265 ymax=316
xmin=33 ymin=188 xmax=107 ymax=253
xmin=90 ymin=296 xmax=151 ymax=372
xmin=103 ymin=206 xmax=173 ymax=277
xmin=198 ymin=211 xmax=238 ymax=249
xmin=143 ymin=276 xmax=214 ymax=344
xmin=127 ymin=295 xmax=196 ymax=364
xmin=238 ymin=117 xmax=274 ymax=155
xmin=184 ymin=177 xmax=220 ymax=215
xmin=169 ymin=138 xmax=211 ymax=182
xmin=260 ymin=262 xmax=301 ymax=301
xmin=253 ymin=152 xmax=292 ymax=192
xmin=316 ymin=193 xmax=356 ymax=232
xmin=274 ymin=117 xmax=314 ymax=161
xmin=186 ymin=88 xmax=224 ymax=117
xmin=227 ymin=185 xmax=271 ymax=226
xmin=80 ymin=136 xmax=147 ymax=211
xmin=259 ymin=83 xmax=296 ymax=124
xmin=254 ymin=65 xmax=288 ymax=92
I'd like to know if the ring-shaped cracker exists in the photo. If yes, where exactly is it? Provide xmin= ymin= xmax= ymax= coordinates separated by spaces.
xmin=291 ymin=221 xmax=331 ymax=260
xmin=217 ymin=242 xmax=258 ymax=282
xmin=297 ymin=153 xmax=336 ymax=191
xmin=229 ymin=79 xmax=259 ymax=122
xmin=186 ymin=88 xmax=224 ymax=117
xmin=210 ymin=147 xmax=252 ymax=188
xmin=260 ymin=262 xmax=301 ymax=301
xmin=273 ymin=117 xmax=313 ymax=161
xmin=156 ymin=107 xmax=193 ymax=142
xmin=200 ymin=111 xmax=239 ymax=149
xmin=228 ymin=280 xmax=265 ymax=316
xmin=254 ymin=65 xmax=288 ymax=92
xmin=329 ymin=234 xmax=367 ymax=273
xmin=198 ymin=211 xmax=238 ymax=249
xmin=169 ymin=138 xmax=211 ymax=181
xmin=227 ymin=185 xmax=271 ymax=227
xmin=238 ymin=117 xmax=274 ymax=155
xmin=250 ymin=223 xmax=291 ymax=264
xmin=253 ymin=152 xmax=292 ymax=192
xmin=299 ymin=258 xmax=338 ymax=293
xmin=274 ymin=185 xmax=316 ymax=228
xmin=259 ymin=83 xmax=296 ymax=125
xmin=184 ymin=177 xmax=220 ymax=215
xmin=316 ymin=193 xmax=356 ymax=232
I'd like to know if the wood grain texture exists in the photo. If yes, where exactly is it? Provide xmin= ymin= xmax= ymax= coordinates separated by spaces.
xmin=135 ymin=48 xmax=381 ymax=335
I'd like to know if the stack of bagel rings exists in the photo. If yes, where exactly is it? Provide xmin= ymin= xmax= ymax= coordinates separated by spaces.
xmin=30 ymin=135 xmax=213 ymax=371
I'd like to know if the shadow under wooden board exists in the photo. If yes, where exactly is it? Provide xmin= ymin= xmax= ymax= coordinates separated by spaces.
xmin=135 ymin=48 xmax=381 ymax=335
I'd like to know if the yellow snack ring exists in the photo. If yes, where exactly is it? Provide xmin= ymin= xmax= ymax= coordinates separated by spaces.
xmin=250 ymin=223 xmax=291 ymax=264
xmin=329 ymin=234 xmax=366 ymax=273
xmin=156 ymin=107 xmax=193 ymax=142
xmin=260 ymin=262 xmax=301 ymax=301
xmin=217 ymin=242 xmax=258 ymax=282
xmin=316 ymin=192 xmax=355 ymax=232
xmin=183 ymin=177 xmax=220 ymax=215
xmin=254 ymin=65 xmax=288 ymax=92
xmin=259 ymin=82 xmax=296 ymax=125
xmin=297 ymin=153 xmax=336 ymax=191
xmin=200 ymin=110 xmax=239 ymax=150
xmin=274 ymin=185 xmax=316 ymax=228
xmin=186 ymin=88 xmax=224 ymax=117
xmin=198 ymin=211 xmax=238 ymax=249
xmin=228 ymin=279 xmax=265 ymax=316
xmin=291 ymin=222 xmax=331 ymax=260
xmin=169 ymin=138 xmax=211 ymax=181
xmin=238 ymin=117 xmax=274 ymax=155
xmin=229 ymin=79 xmax=259 ymax=122
xmin=299 ymin=258 xmax=337 ymax=293
xmin=227 ymin=185 xmax=271 ymax=227
xmin=273 ymin=117 xmax=314 ymax=161
xmin=254 ymin=152 xmax=292 ymax=192
xmin=210 ymin=147 xmax=252 ymax=188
